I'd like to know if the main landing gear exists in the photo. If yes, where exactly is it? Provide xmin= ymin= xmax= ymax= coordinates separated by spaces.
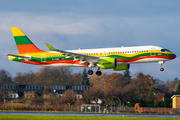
xmin=87 ymin=69 xmax=93 ymax=75
xmin=96 ymin=68 xmax=102 ymax=76
xmin=87 ymin=68 xmax=102 ymax=76
xmin=159 ymin=61 xmax=164 ymax=71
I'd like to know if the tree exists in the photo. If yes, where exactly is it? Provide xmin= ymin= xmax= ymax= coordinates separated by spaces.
xmin=14 ymin=71 xmax=35 ymax=84
xmin=165 ymin=77 xmax=180 ymax=92
xmin=33 ymin=67 xmax=73 ymax=94
xmin=132 ymin=72 xmax=156 ymax=100
xmin=81 ymin=89 xmax=92 ymax=104
xmin=91 ymin=86 xmax=103 ymax=104
xmin=0 ymin=69 xmax=12 ymax=90
xmin=163 ymin=98 xmax=172 ymax=108
xmin=123 ymin=70 xmax=131 ymax=84
xmin=80 ymin=68 xmax=90 ymax=86
xmin=174 ymin=77 xmax=179 ymax=81
xmin=60 ymin=89 xmax=76 ymax=108
xmin=176 ymin=84 xmax=180 ymax=92
xmin=147 ymin=87 xmax=154 ymax=107
xmin=71 ymin=73 xmax=81 ymax=85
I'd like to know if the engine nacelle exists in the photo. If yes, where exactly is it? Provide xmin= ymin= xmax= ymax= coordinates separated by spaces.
xmin=113 ymin=64 xmax=130 ymax=71
xmin=99 ymin=58 xmax=117 ymax=69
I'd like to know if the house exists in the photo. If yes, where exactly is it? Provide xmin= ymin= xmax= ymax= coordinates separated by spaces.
xmin=153 ymin=87 xmax=165 ymax=101
xmin=2 ymin=83 xmax=44 ymax=101
xmin=52 ymin=85 xmax=89 ymax=99
xmin=171 ymin=95 xmax=180 ymax=108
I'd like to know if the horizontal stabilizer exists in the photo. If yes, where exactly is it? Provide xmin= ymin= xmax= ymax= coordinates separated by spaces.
xmin=5 ymin=54 xmax=31 ymax=59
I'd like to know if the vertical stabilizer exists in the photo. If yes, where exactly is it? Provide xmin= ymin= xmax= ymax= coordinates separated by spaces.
xmin=11 ymin=27 xmax=43 ymax=54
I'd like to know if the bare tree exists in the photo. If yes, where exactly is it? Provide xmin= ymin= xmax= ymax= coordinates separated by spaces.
xmin=60 ymin=89 xmax=76 ymax=108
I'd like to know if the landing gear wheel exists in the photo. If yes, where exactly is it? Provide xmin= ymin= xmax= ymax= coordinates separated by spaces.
xmin=160 ymin=68 xmax=164 ymax=71
xmin=87 ymin=70 xmax=93 ymax=75
xmin=96 ymin=71 xmax=102 ymax=76
xmin=159 ymin=61 xmax=164 ymax=72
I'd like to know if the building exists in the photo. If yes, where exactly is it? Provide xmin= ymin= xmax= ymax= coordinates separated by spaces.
xmin=2 ymin=83 xmax=89 ymax=102
xmin=171 ymin=95 xmax=180 ymax=108
xmin=150 ymin=87 xmax=165 ymax=101
xmin=2 ymin=83 xmax=43 ymax=100
xmin=52 ymin=85 xmax=89 ymax=98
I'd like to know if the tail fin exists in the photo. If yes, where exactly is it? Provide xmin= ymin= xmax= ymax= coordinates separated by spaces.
xmin=11 ymin=27 xmax=43 ymax=54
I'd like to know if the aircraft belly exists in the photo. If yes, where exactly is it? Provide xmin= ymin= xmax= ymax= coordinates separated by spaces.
xmin=42 ymin=63 xmax=85 ymax=67
xmin=129 ymin=58 xmax=169 ymax=64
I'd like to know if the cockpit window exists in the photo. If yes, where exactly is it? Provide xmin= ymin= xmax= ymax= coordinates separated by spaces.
xmin=161 ymin=49 xmax=171 ymax=52
xmin=165 ymin=49 xmax=171 ymax=52
xmin=161 ymin=49 xmax=165 ymax=52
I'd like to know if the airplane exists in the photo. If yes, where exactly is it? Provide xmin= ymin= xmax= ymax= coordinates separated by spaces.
xmin=6 ymin=27 xmax=176 ymax=76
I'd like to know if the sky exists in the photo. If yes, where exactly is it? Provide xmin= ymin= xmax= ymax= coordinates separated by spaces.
xmin=0 ymin=0 xmax=180 ymax=81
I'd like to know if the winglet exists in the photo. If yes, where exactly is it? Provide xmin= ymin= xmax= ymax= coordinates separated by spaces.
xmin=45 ymin=42 xmax=56 ymax=50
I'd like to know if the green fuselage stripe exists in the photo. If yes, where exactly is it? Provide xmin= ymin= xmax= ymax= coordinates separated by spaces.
xmin=14 ymin=36 xmax=33 ymax=45
xmin=11 ymin=52 xmax=176 ymax=63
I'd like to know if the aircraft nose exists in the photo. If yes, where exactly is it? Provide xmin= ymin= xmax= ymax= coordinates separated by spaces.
xmin=173 ymin=53 xmax=177 ymax=59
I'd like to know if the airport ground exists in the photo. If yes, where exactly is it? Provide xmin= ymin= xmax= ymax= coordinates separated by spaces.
xmin=0 ymin=115 xmax=180 ymax=120
xmin=0 ymin=111 xmax=180 ymax=119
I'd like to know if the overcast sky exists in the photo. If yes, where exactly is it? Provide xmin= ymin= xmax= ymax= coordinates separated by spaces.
xmin=0 ymin=0 xmax=180 ymax=81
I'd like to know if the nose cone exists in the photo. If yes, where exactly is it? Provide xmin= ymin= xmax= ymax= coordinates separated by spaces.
xmin=173 ymin=53 xmax=177 ymax=59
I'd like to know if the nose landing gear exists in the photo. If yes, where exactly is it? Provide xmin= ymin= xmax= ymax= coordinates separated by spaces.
xmin=160 ymin=68 xmax=164 ymax=71
xmin=159 ymin=61 xmax=164 ymax=71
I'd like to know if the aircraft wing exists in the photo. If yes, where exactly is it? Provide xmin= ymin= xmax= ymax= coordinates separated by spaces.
xmin=45 ymin=43 xmax=99 ymax=64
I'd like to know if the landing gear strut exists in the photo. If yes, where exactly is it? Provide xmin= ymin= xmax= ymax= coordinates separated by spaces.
xmin=159 ymin=61 xmax=164 ymax=71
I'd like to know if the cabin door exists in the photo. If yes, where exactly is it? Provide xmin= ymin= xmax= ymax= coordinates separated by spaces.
xmin=41 ymin=54 xmax=46 ymax=62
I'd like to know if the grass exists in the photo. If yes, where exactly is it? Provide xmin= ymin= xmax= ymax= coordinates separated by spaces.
xmin=0 ymin=115 xmax=179 ymax=120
